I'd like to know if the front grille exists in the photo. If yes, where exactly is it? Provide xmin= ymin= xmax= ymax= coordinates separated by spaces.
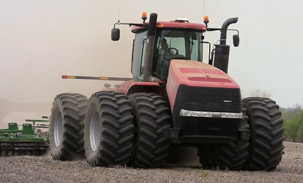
xmin=175 ymin=85 xmax=242 ymax=112
xmin=172 ymin=85 xmax=242 ymax=139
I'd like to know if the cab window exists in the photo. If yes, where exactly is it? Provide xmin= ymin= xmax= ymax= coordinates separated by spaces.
xmin=152 ymin=29 xmax=202 ymax=80
xmin=131 ymin=31 xmax=147 ymax=81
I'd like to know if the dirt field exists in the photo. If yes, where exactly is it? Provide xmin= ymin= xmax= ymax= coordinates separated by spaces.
xmin=0 ymin=142 xmax=302 ymax=183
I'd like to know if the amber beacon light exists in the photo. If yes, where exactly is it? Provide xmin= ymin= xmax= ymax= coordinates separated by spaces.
xmin=204 ymin=15 xmax=209 ymax=26
xmin=142 ymin=11 xmax=147 ymax=23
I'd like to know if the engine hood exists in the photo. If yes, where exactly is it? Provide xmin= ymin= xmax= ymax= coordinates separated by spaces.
xmin=167 ymin=59 xmax=239 ymax=89
xmin=166 ymin=59 xmax=240 ymax=111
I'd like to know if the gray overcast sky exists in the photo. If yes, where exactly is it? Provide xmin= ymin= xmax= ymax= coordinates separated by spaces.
xmin=0 ymin=0 xmax=303 ymax=124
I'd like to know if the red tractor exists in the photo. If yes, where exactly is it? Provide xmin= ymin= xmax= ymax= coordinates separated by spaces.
xmin=49 ymin=13 xmax=284 ymax=171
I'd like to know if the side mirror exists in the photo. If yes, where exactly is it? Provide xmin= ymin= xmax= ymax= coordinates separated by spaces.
xmin=111 ymin=28 xmax=120 ymax=41
xmin=233 ymin=34 xmax=240 ymax=47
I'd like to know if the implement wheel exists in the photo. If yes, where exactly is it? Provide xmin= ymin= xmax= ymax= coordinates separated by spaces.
xmin=84 ymin=92 xmax=134 ymax=166
xmin=49 ymin=93 xmax=88 ymax=160
xmin=128 ymin=92 xmax=171 ymax=168
xmin=243 ymin=97 xmax=284 ymax=171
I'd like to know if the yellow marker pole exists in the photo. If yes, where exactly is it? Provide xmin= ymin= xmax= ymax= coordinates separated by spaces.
xmin=62 ymin=75 xmax=132 ymax=81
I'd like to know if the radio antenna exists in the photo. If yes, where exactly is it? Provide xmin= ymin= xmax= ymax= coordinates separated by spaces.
xmin=117 ymin=0 xmax=121 ymax=21
xmin=204 ymin=0 xmax=206 ymax=17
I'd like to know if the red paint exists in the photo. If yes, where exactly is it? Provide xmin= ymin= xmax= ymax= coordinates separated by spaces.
xmin=201 ymin=69 xmax=225 ymax=75
xmin=166 ymin=60 xmax=239 ymax=112
xmin=132 ymin=21 xmax=206 ymax=32
xmin=179 ymin=68 xmax=201 ymax=73
xmin=187 ymin=77 xmax=231 ymax=83
xmin=118 ymin=80 xmax=160 ymax=95
xmin=157 ymin=21 xmax=206 ymax=31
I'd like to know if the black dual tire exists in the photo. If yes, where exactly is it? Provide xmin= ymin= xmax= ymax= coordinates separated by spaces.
xmin=197 ymin=112 xmax=250 ymax=170
xmin=129 ymin=92 xmax=171 ymax=168
xmin=84 ymin=92 xmax=134 ymax=166
xmin=49 ymin=93 xmax=88 ymax=160
xmin=243 ymin=97 xmax=284 ymax=171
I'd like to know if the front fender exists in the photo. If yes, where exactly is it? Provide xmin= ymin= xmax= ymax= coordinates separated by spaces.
xmin=118 ymin=81 xmax=162 ymax=95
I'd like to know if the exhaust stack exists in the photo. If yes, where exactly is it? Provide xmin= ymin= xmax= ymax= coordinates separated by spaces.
xmin=143 ymin=13 xmax=158 ymax=82
xmin=214 ymin=17 xmax=238 ymax=73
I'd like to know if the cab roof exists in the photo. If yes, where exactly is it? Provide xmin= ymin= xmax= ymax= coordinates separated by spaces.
xmin=131 ymin=20 xmax=206 ymax=33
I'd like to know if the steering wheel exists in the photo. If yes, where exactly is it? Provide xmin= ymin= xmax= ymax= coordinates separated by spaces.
xmin=164 ymin=48 xmax=179 ymax=60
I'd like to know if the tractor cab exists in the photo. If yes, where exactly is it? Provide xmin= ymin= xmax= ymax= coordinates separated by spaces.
xmin=112 ymin=14 xmax=207 ymax=82
xmin=112 ymin=13 xmax=239 ymax=83
xmin=131 ymin=23 xmax=204 ymax=81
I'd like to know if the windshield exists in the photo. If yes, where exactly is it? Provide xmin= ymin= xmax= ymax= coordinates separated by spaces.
xmin=152 ymin=29 xmax=202 ymax=80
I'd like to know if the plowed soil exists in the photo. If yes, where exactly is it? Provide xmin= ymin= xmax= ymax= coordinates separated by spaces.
xmin=0 ymin=142 xmax=302 ymax=183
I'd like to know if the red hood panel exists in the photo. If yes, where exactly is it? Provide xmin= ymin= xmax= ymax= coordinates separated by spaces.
xmin=166 ymin=60 xmax=239 ymax=111
xmin=168 ymin=60 xmax=239 ymax=88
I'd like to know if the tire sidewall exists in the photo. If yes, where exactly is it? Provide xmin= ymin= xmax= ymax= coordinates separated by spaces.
xmin=244 ymin=98 xmax=262 ymax=155
xmin=246 ymin=107 xmax=256 ymax=152
xmin=84 ymin=97 xmax=102 ymax=163
xmin=49 ymin=98 xmax=64 ymax=158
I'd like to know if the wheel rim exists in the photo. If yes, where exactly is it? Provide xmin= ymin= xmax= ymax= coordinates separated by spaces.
xmin=54 ymin=112 xmax=63 ymax=147
xmin=90 ymin=112 xmax=101 ymax=152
